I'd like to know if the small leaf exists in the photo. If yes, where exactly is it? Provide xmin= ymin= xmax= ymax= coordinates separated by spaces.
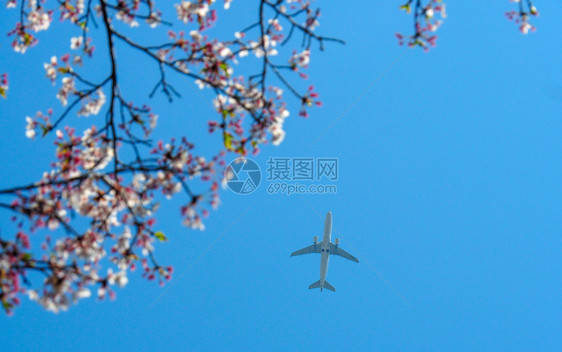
xmin=219 ymin=62 xmax=230 ymax=77
xmin=40 ymin=124 xmax=52 ymax=137
xmin=2 ymin=300 xmax=12 ymax=310
xmin=24 ymin=33 xmax=32 ymax=45
xmin=223 ymin=132 xmax=233 ymax=150
xmin=155 ymin=231 xmax=168 ymax=242
xmin=399 ymin=4 xmax=411 ymax=14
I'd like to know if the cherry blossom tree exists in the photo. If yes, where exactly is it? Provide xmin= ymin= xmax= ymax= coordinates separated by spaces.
xmin=0 ymin=0 xmax=340 ymax=314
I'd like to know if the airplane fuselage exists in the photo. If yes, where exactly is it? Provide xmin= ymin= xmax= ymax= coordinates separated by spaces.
xmin=319 ymin=212 xmax=332 ymax=290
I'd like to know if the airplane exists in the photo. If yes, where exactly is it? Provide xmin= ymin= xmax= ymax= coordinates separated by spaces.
xmin=291 ymin=211 xmax=359 ymax=292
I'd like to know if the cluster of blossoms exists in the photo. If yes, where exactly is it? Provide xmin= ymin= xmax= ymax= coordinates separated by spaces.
xmin=145 ymin=0 xmax=331 ymax=154
xmin=0 ymin=123 xmax=221 ymax=313
xmin=58 ymin=0 xmax=86 ymax=23
xmin=397 ymin=0 xmax=539 ymax=51
xmin=175 ymin=1 xmax=213 ymax=27
xmin=6 ymin=0 xmax=53 ymax=53
xmin=396 ymin=0 xmax=446 ymax=51
xmin=2 ymin=0 xmax=337 ymax=314
xmin=506 ymin=0 xmax=539 ymax=34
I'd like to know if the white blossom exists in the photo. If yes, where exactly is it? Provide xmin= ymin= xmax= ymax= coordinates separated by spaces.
xmin=57 ymin=77 xmax=76 ymax=106
xmin=289 ymin=49 xmax=310 ymax=68
xmin=25 ymin=116 xmax=37 ymax=139
xmin=70 ymin=36 xmax=83 ymax=50
xmin=44 ymin=56 xmax=57 ymax=82
xmin=28 ymin=8 xmax=51 ymax=32
xmin=77 ymin=89 xmax=106 ymax=116
xmin=175 ymin=1 xmax=209 ymax=23
xmin=146 ymin=13 xmax=161 ymax=28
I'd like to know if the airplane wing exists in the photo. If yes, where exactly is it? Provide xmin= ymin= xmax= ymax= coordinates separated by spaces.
xmin=329 ymin=243 xmax=359 ymax=263
xmin=291 ymin=244 xmax=321 ymax=257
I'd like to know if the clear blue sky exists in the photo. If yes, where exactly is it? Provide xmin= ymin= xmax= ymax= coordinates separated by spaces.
xmin=1 ymin=1 xmax=561 ymax=350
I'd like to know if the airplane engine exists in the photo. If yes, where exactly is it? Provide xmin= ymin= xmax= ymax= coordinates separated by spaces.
xmin=313 ymin=236 xmax=318 ymax=244
xmin=335 ymin=238 xmax=340 ymax=246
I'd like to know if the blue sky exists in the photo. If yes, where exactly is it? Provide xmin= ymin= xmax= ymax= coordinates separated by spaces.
xmin=1 ymin=1 xmax=561 ymax=350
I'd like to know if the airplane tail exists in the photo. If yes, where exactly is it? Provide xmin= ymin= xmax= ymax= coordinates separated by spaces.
xmin=323 ymin=281 xmax=335 ymax=292
xmin=308 ymin=280 xmax=335 ymax=292
xmin=308 ymin=280 xmax=321 ymax=290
